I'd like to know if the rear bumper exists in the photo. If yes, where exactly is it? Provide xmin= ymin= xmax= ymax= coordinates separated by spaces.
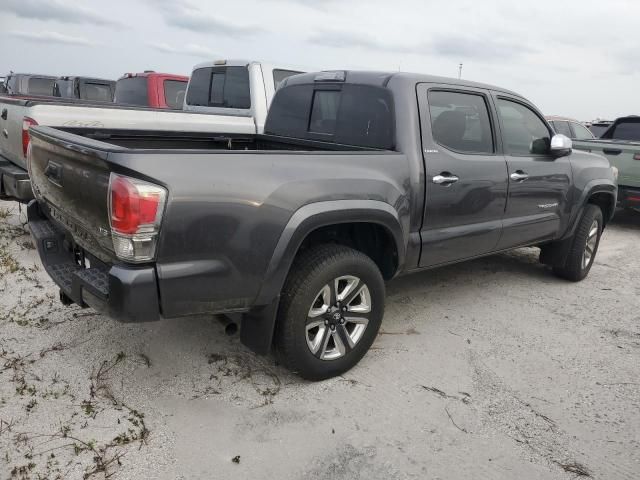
xmin=27 ymin=201 xmax=160 ymax=322
xmin=0 ymin=157 xmax=33 ymax=202
xmin=618 ymin=185 xmax=640 ymax=209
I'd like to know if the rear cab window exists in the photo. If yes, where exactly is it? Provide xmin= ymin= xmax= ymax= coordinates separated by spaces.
xmin=265 ymin=83 xmax=395 ymax=150
xmin=163 ymin=80 xmax=187 ymax=109
xmin=115 ymin=77 xmax=149 ymax=106
xmin=427 ymin=90 xmax=494 ymax=154
xmin=79 ymin=82 xmax=114 ymax=102
xmin=186 ymin=66 xmax=251 ymax=109
xmin=605 ymin=119 xmax=640 ymax=141
xmin=28 ymin=77 xmax=55 ymax=96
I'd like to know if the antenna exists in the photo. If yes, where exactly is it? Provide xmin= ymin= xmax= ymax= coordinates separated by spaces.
xmin=458 ymin=63 xmax=463 ymax=79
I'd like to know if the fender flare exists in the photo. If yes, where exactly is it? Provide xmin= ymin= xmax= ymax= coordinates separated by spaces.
xmin=563 ymin=180 xmax=617 ymax=240
xmin=240 ymin=199 xmax=406 ymax=355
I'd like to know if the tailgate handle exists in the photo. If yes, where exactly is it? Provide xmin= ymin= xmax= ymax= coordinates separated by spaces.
xmin=602 ymin=148 xmax=622 ymax=156
xmin=44 ymin=161 xmax=62 ymax=185
xmin=1 ymin=109 xmax=6 ymax=120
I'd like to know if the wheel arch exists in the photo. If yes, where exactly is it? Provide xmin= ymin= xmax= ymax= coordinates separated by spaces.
xmin=240 ymin=200 xmax=406 ymax=355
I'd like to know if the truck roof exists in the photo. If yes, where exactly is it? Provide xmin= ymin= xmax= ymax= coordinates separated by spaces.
xmin=190 ymin=59 xmax=308 ymax=73
xmin=284 ymin=70 xmax=525 ymax=99
xmin=118 ymin=72 xmax=188 ymax=81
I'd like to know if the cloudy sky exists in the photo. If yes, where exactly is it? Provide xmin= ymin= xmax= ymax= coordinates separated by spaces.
xmin=1 ymin=0 xmax=638 ymax=120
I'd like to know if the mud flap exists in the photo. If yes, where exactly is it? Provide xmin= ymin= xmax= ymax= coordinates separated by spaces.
xmin=239 ymin=297 xmax=280 ymax=355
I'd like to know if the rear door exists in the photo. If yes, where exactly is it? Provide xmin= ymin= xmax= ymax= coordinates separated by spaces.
xmin=494 ymin=95 xmax=572 ymax=249
xmin=417 ymin=84 xmax=508 ymax=267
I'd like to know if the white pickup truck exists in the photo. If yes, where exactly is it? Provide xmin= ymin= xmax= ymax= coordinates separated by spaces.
xmin=0 ymin=60 xmax=304 ymax=202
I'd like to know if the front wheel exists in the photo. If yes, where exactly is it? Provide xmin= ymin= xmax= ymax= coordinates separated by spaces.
xmin=275 ymin=245 xmax=385 ymax=380
xmin=552 ymin=204 xmax=603 ymax=281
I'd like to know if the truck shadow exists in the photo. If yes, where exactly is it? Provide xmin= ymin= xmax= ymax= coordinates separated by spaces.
xmin=610 ymin=208 xmax=640 ymax=231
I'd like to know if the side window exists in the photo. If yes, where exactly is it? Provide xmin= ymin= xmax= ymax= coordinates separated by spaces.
xmin=571 ymin=122 xmax=594 ymax=140
xmin=553 ymin=121 xmax=573 ymax=138
xmin=428 ymin=90 xmax=494 ymax=154
xmin=185 ymin=68 xmax=211 ymax=106
xmin=273 ymin=69 xmax=303 ymax=89
xmin=497 ymin=99 xmax=551 ymax=155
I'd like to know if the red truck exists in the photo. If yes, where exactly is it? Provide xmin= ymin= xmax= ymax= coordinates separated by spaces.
xmin=114 ymin=71 xmax=188 ymax=109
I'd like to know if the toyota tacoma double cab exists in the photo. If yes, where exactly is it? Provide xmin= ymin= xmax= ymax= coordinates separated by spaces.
xmin=26 ymin=70 xmax=617 ymax=380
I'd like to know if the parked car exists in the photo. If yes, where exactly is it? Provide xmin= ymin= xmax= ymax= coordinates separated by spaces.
xmin=588 ymin=120 xmax=613 ymax=138
xmin=547 ymin=116 xmax=595 ymax=140
xmin=26 ymin=70 xmax=617 ymax=379
xmin=114 ymin=71 xmax=188 ymax=110
xmin=0 ymin=60 xmax=305 ymax=202
xmin=4 ymin=73 xmax=57 ymax=97
xmin=53 ymin=76 xmax=115 ymax=102
xmin=573 ymin=116 xmax=640 ymax=211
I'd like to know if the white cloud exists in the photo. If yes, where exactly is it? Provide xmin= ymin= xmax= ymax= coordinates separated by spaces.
xmin=4 ymin=0 xmax=119 ymax=27
xmin=148 ymin=42 xmax=218 ymax=59
xmin=9 ymin=30 xmax=95 ymax=47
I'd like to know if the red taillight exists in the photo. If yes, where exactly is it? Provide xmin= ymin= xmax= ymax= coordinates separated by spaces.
xmin=108 ymin=173 xmax=167 ymax=262
xmin=109 ymin=174 xmax=164 ymax=234
xmin=633 ymin=153 xmax=640 ymax=161
xmin=22 ymin=117 xmax=38 ymax=157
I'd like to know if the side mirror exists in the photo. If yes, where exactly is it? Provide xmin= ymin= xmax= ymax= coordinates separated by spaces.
xmin=550 ymin=134 xmax=572 ymax=158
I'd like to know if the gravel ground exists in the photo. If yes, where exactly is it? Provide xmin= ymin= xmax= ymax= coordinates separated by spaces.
xmin=0 ymin=199 xmax=638 ymax=480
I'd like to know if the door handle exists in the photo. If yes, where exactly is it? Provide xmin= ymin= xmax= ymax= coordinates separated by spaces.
xmin=510 ymin=171 xmax=529 ymax=182
xmin=1 ymin=109 xmax=7 ymax=120
xmin=602 ymin=148 xmax=622 ymax=156
xmin=432 ymin=173 xmax=459 ymax=185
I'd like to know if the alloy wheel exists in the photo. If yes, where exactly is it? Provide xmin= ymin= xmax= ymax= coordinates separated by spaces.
xmin=305 ymin=275 xmax=371 ymax=361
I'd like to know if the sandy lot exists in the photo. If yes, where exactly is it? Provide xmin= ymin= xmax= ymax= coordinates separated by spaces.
xmin=0 ymin=199 xmax=638 ymax=479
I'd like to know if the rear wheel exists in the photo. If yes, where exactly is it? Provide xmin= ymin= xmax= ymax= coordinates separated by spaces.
xmin=552 ymin=204 xmax=603 ymax=281
xmin=275 ymin=244 xmax=384 ymax=380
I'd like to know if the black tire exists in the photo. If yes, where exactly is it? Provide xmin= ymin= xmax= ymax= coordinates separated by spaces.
xmin=275 ymin=244 xmax=385 ymax=380
xmin=553 ymin=204 xmax=603 ymax=281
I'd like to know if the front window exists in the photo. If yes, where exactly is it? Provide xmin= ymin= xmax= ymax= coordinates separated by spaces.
xmin=497 ymin=99 xmax=551 ymax=155
xmin=552 ymin=120 xmax=573 ymax=138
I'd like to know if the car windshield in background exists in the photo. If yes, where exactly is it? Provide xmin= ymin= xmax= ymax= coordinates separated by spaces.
xmin=164 ymin=80 xmax=187 ymax=109
xmin=273 ymin=69 xmax=303 ymax=89
xmin=28 ymin=77 xmax=55 ymax=96
xmin=80 ymin=82 xmax=113 ymax=102
xmin=266 ymin=83 xmax=395 ymax=150
xmin=606 ymin=119 xmax=640 ymax=141
xmin=115 ymin=77 xmax=148 ymax=106
xmin=571 ymin=122 xmax=594 ymax=140
xmin=589 ymin=124 xmax=610 ymax=137
xmin=551 ymin=120 xmax=573 ymax=138
xmin=186 ymin=66 xmax=251 ymax=109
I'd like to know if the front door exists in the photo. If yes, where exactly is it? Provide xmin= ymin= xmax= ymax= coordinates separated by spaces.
xmin=493 ymin=96 xmax=572 ymax=249
xmin=417 ymin=85 xmax=508 ymax=267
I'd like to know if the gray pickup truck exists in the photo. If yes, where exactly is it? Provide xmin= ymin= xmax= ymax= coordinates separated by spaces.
xmin=26 ymin=70 xmax=617 ymax=379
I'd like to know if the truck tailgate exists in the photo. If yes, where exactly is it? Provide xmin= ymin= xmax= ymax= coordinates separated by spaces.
xmin=28 ymin=126 xmax=115 ymax=261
